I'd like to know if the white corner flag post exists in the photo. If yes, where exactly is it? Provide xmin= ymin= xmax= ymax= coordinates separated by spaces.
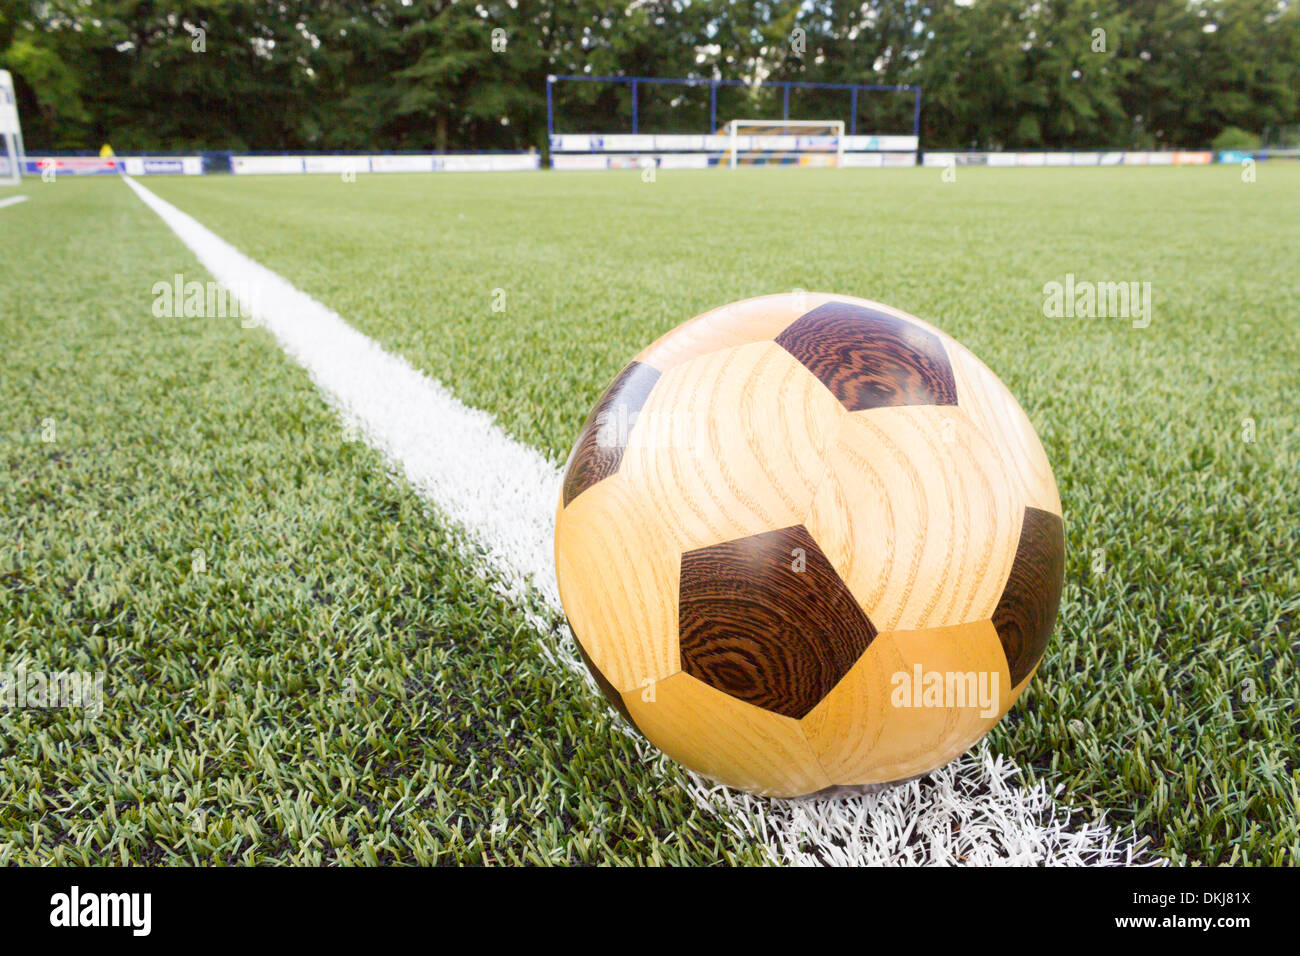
xmin=0 ymin=70 xmax=25 ymax=185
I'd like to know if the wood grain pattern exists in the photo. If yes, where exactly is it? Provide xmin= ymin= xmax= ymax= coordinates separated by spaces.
xmin=634 ymin=293 xmax=845 ymax=373
xmin=553 ymin=474 xmax=682 ymax=692
xmin=553 ymin=295 xmax=1063 ymax=796
xmin=775 ymin=301 xmax=958 ymax=412
xmin=573 ymin=632 xmax=641 ymax=735
xmin=623 ymin=671 xmax=833 ymax=798
xmin=943 ymin=338 xmax=1062 ymax=516
xmin=561 ymin=360 xmax=661 ymax=507
xmin=678 ymin=525 xmax=876 ymax=719
xmin=993 ymin=506 xmax=1065 ymax=686
xmin=804 ymin=405 xmax=1021 ymax=632
xmin=618 ymin=341 xmax=845 ymax=555
xmin=802 ymin=620 xmax=1013 ymax=786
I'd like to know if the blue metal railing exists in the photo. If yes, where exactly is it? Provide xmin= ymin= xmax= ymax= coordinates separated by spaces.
xmin=546 ymin=74 xmax=921 ymax=139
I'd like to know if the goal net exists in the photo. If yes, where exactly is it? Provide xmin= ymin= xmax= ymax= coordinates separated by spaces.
xmin=726 ymin=119 xmax=844 ymax=168
xmin=546 ymin=77 xmax=919 ymax=169
xmin=0 ymin=70 xmax=25 ymax=185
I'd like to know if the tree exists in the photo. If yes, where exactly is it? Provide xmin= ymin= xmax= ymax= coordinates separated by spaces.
xmin=3 ymin=0 xmax=1298 ymax=152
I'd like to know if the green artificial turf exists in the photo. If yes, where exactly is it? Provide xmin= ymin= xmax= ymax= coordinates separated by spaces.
xmin=0 ymin=180 xmax=768 ymax=865
xmin=133 ymin=165 xmax=1300 ymax=865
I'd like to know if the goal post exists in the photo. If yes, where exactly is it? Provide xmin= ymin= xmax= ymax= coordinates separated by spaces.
xmin=0 ymin=70 xmax=25 ymax=185
xmin=726 ymin=119 xmax=845 ymax=169
xmin=546 ymin=76 xmax=919 ymax=169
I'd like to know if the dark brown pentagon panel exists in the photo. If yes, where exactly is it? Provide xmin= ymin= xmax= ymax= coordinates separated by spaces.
xmin=561 ymin=361 xmax=661 ymax=507
xmin=774 ymin=301 xmax=958 ymax=412
xmin=572 ymin=630 xmax=643 ymax=738
xmin=993 ymin=506 xmax=1065 ymax=686
xmin=678 ymin=525 xmax=877 ymax=720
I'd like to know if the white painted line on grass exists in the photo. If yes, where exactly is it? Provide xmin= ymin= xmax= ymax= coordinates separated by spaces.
xmin=124 ymin=174 xmax=1153 ymax=866
xmin=0 ymin=194 xmax=29 ymax=210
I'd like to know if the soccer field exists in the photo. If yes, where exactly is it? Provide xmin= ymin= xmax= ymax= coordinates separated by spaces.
xmin=2 ymin=167 xmax=1297 ymax=865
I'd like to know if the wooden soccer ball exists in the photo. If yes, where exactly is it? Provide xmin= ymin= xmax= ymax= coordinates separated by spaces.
xmin=554 ymin=294 xmax=1064 ymax=798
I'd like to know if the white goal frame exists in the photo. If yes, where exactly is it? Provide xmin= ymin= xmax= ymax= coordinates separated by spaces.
xmin=0 ymin=70 xmax=25 ymax=185
xmin=726 ymin=118 xmax=845 ymax=169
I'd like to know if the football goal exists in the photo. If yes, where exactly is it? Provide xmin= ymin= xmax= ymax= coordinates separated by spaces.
xmin=546 ymin=76 xmax=920 ymax=169
xmin=726 ymin=119 xmax=844 ymax=168
xmin=0 ymin=70 xmax=25 ymax=185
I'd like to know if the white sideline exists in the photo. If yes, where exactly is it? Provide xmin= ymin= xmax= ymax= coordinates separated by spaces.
xmin=0 ymin=195 xmax=29 ymax=210
xmin=124 ymin=174 xmax=1152 ymax=866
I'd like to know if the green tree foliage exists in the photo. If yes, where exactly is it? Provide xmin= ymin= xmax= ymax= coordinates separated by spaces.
xmin=2 ymin=0 xmax=1297 ymax=152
